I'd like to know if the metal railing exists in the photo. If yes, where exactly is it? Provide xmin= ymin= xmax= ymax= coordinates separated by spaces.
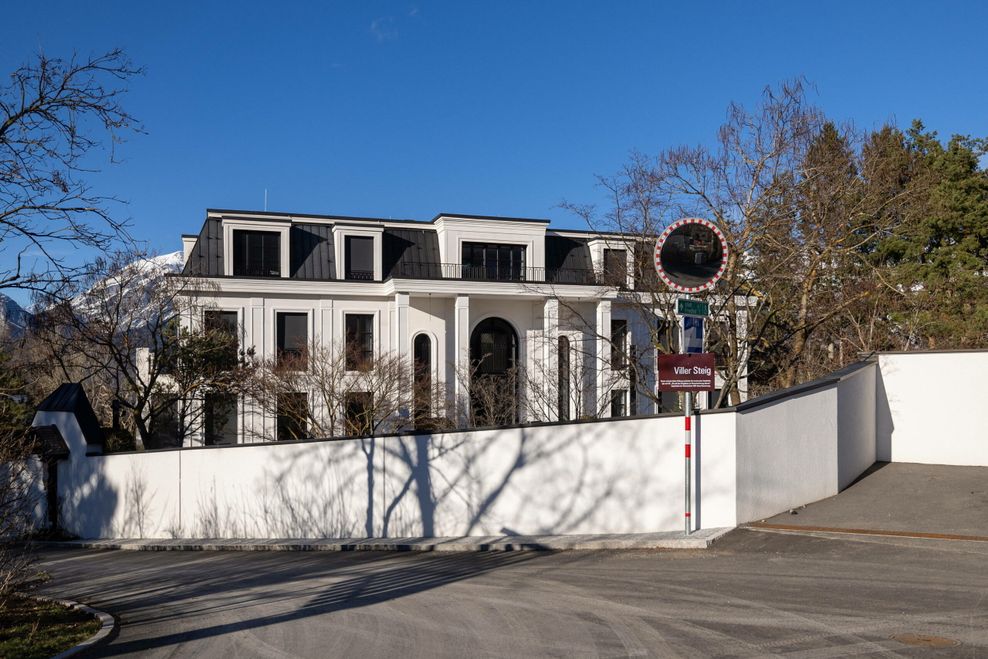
xmin=390 ymin=262 xmax=600 ymax=285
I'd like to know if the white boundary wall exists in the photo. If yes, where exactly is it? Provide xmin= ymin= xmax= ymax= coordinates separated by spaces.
xmin=43 ymin=351 xmax=988 ymax=540
xmin=877 ymin=352 xmax=988 ymax=466
xmin=55 ymin=414 xmax=739 ymax=539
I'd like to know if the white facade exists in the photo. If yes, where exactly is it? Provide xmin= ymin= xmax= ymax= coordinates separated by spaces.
xmin=177 ymin=209 xmax=748 ymax=444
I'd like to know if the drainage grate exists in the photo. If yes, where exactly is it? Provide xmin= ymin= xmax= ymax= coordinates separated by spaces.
xmin=890 ymin=633 xmax=960 ymax=648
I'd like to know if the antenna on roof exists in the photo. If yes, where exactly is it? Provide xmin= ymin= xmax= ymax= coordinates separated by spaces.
xmin=264 ymin=189 xmax=268 ymax=211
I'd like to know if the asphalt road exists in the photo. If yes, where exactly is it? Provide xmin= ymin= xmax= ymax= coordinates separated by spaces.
xmin=36 ymin=530 xmax=988 ymax=658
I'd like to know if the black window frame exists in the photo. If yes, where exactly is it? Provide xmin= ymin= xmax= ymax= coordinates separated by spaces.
xmin=276 ymin=312 xmax=308 ymax=369
xmin=603 ymin=248 xmax=628 ymax=288
xmin=344 ymin=391 xmax=373 ymax=436
xmin=345 ymin=314 xmax=374 ymax=371
xmin=232 ymin=229 xmax=282 ymax=277
xmin=276 ymin=392 xmax=309 ymax=441
xmin=413 ymin=333 xmax=432 ymax=424
xmin=611 ymin=389 xmax=628 ymax=418
xmin=461 ymin=242 xmax=526 ymax=281
xmin=610 ymin=318 xmax=628 ymax=369
xmin=344 ymin=235 xmax=375 ymax=281
xmin=204 ymin=392 xmax=238 ymax=446
xmin=204 ymin=310 xmax=239 ymax=368
xmin=558 ymin=335 xmax=571 ymax=422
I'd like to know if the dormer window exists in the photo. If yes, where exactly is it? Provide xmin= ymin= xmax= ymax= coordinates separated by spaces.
xmin=462 ymin=242 xmax=526 ymax=281
xmin=344 ymin=236 xmax=375 ymax=281
xmin=233 ymin=230 xmax=281 ymax=277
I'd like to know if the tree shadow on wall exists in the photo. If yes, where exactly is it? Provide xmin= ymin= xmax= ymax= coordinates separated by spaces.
xmin=57 ymin=456 xmax=121 ymax=539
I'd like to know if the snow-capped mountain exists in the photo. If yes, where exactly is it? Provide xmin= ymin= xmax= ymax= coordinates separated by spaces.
xmin=70 ymin=251 xmax=185 ymax=325
xmin=0 ymin=294 xmax=33 ymax=338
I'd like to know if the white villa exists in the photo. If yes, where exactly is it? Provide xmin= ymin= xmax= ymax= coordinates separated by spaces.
xmin=175 ymin=208 xmax=747 ymax=445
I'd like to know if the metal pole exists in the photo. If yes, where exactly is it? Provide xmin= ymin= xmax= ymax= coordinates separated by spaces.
xmin=684 ymin=391 xmax=692 ymax=535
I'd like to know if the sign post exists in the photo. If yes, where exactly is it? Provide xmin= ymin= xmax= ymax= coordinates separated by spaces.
xmin=655 ymin=218 xmax=727 ymax=536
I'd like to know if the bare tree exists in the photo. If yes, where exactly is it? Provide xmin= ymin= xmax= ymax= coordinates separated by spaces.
xmin=561 ymin=80 xmax=920 ymax=400
xmin=240 ymin=344 xmax=415 ymax=441
xmin=1 ymin=49 xmax=143 ymax=294
xmin=32 ymin=250 xmax=242 ymax=446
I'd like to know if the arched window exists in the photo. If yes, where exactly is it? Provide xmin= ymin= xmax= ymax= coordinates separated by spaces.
xmin=558 ymin=335 xmax=571 ymax=421
xmin=413 ymin=333 xmax=432 ymax=425
xmin=469 ymin=318 xmax=519 ymax=425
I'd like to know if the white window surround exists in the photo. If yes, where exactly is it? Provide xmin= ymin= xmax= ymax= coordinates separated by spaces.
xmin=589 ymin=238 xmax=635 ymax=290
xmin=222 ymin=220 xmax=291 ymax=278
xmin=333 ymin=225 xmax=383 ymax=281
xmin=433 ymin=215 xmax=546 ymax=269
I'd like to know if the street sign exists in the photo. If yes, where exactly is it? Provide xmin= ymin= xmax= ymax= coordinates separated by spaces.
xmin=654 ymin=218 xmax=728 ymax=293
xmin=657 ymin=353 xmax=716 ymax=392
xmin=683 ymin=316 xmax=703 ymax=354
xmin=677 ymin=298 xmax=709 ymax=317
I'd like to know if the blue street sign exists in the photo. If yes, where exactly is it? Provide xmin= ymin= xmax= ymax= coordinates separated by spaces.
xmin=684 ymin=316 xmax=704 ymax=354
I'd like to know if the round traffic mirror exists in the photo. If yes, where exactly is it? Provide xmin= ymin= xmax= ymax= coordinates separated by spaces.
xmin=654 ymin=218 xmax=727 ymax=293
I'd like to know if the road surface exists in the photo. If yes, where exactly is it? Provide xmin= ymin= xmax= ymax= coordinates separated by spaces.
xmin=36 ymin=529 xmax=988 ymax=657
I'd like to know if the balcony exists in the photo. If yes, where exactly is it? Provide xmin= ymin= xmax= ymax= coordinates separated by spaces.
xmin=390 ymin=262 xmax=599 ymax=285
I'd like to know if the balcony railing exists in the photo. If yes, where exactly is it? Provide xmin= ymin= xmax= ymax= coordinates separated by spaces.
xmin=390 ymin=262 xmax=600 ymax=285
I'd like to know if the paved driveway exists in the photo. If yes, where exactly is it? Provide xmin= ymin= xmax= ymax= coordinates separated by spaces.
xmin=36 ymin=529 xmax=988 ymax=657
xmin=759 ymin=462 xmax=988 ymax=537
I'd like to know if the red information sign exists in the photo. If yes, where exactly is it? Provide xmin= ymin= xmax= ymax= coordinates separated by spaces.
xmin=657 ymin=353 xmax=716 ymax=392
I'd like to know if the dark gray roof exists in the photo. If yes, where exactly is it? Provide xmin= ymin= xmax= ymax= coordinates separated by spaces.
xmin=36 ymin=383 xmax=105 ymax=446
xmin=182 ymin=217 xmax=223 ymax=277
xmin=291 ymin=223 xmax=336 ymax=279
xmin=384 ymin=228 xmax=442 ymax=279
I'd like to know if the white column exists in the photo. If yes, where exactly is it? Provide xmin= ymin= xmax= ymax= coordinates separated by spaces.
xmin=395 ymin=293 xmax=410 ymax=356
xmin=543 ymin=297 xmax=560 ymax=421
xmin=395 ymin=293 xmax=411 ymax=420
xmin=318 ymin=299 xmax=335 ymax=348
xmin=596 ymin=299 xmax=612 ymax=418
xmin=453 ymin=295 xmax=470 ymax=423
xmin=246 ymin=297 xmax=266 ymax=443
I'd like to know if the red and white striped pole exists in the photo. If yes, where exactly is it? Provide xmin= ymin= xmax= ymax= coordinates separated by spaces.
xmin=684 ymin=391 xmax=692 ymax=536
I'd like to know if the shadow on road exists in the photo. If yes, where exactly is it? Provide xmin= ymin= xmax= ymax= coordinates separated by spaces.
xmin=88 ymin=550 xmax=546 ymax=656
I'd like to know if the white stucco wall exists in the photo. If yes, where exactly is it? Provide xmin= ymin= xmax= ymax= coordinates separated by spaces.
xmin=734 ymin=385 xmax=841 ymax=524
xmin=836 ymin=365 xmax=876 ymax=489
xmin=877 ymin=352 xmax=988 ymax=466
xmin=55 ymin=414 xmax=739 ymax=539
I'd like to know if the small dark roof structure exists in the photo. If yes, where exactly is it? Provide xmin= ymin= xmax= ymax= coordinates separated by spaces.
xmin=30 ymin=425 xmax=70 ymax=460
xmin=36 ymin=383 xmax=105 ymax=446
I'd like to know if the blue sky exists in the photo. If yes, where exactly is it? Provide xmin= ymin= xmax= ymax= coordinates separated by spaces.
xmin=2 ymin=1 xmax=987 ymax=303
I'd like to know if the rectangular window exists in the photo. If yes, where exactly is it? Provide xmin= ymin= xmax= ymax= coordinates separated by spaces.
xmin=345 ymin=314 xmax=374 ymax=371
xmin=148 ymin=396 xmax=181 ymax=449
xmin=204 ymin=310 xmax=239 ymax=368
xmin=276 ymin=312 xmax=308 ymax=369
xmin=611 ymin=389 xmax=627 ymax=418
xmin=233 ymin=230 xmax=281 ymax=277
xmin=603 ymin=248 xmax=628 ymax=288
xmin=611 ymin=319 xmax=627 ymax=369
xmin=276 ymin=392 xmax=308 ymax=441
xmin=461 ymin=242 xmax=525 ymax=281
xmin=344 ymin=236 xmax=375 ymax=280
xmin=204 ymin=393 xmax=237 ymax=445
xmin=345 ymin=392 xmax=373 ymax=436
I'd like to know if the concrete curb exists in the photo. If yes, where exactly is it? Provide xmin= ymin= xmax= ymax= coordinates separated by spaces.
xmin=39 ymin=528 xmax=733 ymax=552
xmin=745 ymin=522 xmax=988 ymax=543
xmin=29 ymin=594 xmax=116 ymax=659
